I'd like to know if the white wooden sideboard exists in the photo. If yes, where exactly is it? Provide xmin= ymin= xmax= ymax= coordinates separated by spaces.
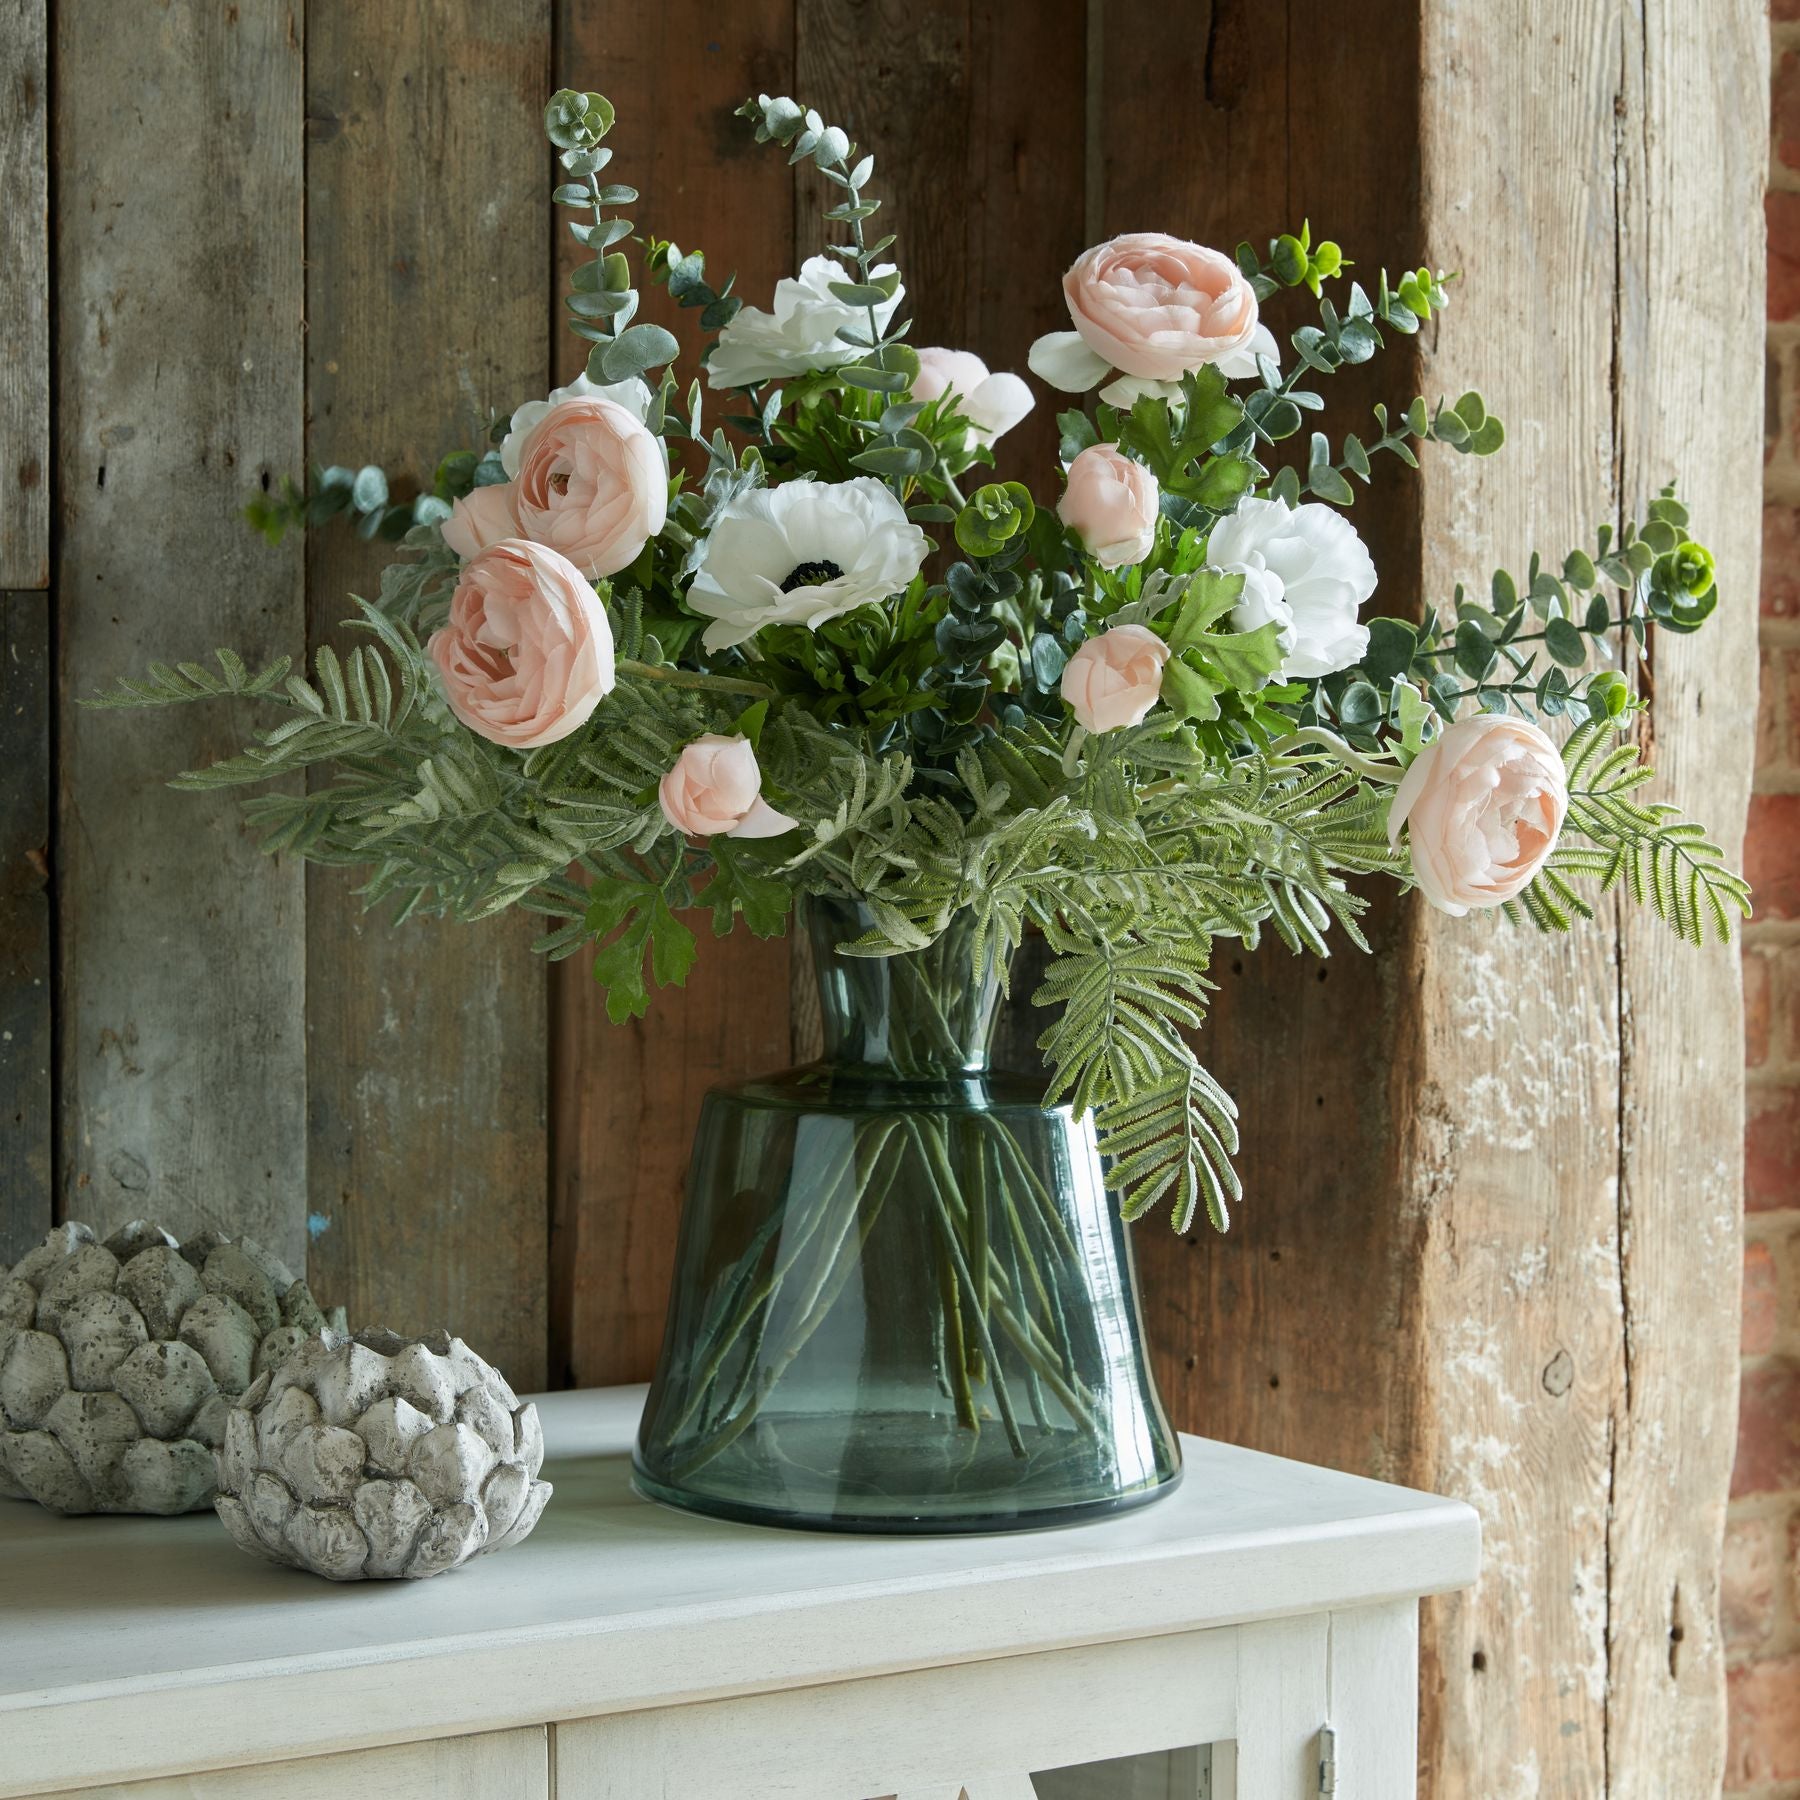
xmin=0 ymin=1385 xmax=1479 ymax=1799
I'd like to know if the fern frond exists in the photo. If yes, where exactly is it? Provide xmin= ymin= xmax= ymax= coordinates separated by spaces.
xmin=82 ymin=649 xmax=293 ymax=709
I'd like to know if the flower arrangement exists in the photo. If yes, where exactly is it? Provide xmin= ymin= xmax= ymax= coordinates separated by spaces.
xmin=96 ymin=87 xmax=1746 ymax=1243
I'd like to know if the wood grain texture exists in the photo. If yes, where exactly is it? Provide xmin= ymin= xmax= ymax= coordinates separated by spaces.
xmin=303 ymin=2 xmax=552 ymax=1384
xmin=550 ymin=0 xmax=795 ymax=1388
xmin=1108 ymin=0 xmax=1430 ymax=1474
xmin=1409 ymin=4 xmax=1760 ymax=1795
xmin=0 ymin=0 xmax=48 ymax=589
xmin=54 ymin=0 xmax=308 ymax=1265
xmin=0 ymin=592 xmax=51 ymax=1263
xmin=1599 ymin=0 xmax=1761 ymax=1788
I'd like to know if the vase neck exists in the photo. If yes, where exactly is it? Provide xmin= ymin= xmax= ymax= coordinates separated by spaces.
xmin=805 ymin=897 xmax=1003 ymax=1078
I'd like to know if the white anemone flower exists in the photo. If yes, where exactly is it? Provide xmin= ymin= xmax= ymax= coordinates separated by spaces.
xmin=706 ymin=256 xmax=904 ymax=390
xmin=688 ymin=478 xmax=930 ymax=653
xmin=500 ymin=373 xmax=653 ymax=477
xmin=1029 ymin=322 xmax=1280 ymax=407
xmin=1209 ymin=495 xmax=1376 ymax=680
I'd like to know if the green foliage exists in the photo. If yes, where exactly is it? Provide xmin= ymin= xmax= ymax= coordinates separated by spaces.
xmin=1505 ymin=720 xmax=1752 ymax=945
xmin=152 ymin=91 xmax=1741 ymax=1244
xmin=243 ymin=461 xmax=462 ymax=549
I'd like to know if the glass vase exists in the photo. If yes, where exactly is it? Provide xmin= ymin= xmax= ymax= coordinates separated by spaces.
xmin=632 ymin=895 xmax=1182 ymax=1532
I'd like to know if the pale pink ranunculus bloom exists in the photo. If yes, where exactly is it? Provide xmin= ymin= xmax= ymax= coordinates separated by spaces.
xmin=440 ymin=481 xmax=520 ymax=560
xmin=1060 ymin=624 xmax=1171 ymax=733
xmin=1387 ymin=713 xmax=1570 ymax=915
xmin=427 ymin=538 xmax=615 ymax=751
xmin=910 ymin=347 xmax=1034 ymax=450
xmin=1058 ymin=444 xmax=1160 ymax=569
xmin=512 ymin=396 xmax=667 ymax=578
xmin=658 ymin=734 xmax=798 ymax=839
xmin=1030 ymin=233 xmax=1260 ymax=396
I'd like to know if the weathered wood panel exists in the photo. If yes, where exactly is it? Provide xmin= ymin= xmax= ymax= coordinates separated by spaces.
xmin=0 ymin=592 xmax=51 ymax=1262
xmin=1604 ymin=1 xmax=1762 ymax=1786
xmin=303 ymin=3 xmax=552 ymax=1384
xmin=1107 ymin=0 xmax=1430 ymax=1494
xmin=788 ymin=0 xmax=1085 ymax=1072
xmin=1410 ymin=4 xmax=1758 ymax=1790
xmin=55 ymin=0 xmax=308 ymax=1265
xmin=0 ymin=0 xmax=48 ymax=590
xmin=549 ymin=0 xmax=796 ymax=1388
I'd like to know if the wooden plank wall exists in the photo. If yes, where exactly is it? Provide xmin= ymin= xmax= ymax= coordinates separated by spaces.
xmin=4 ymin=3 xmax=1760 ymax=1791
xmin=0 ymin=0 xmax=50 ymax=1258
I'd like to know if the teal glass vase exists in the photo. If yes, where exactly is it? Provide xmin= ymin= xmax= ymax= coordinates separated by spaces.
xmin=633 ymin=896 xmax=1182 ymax=1533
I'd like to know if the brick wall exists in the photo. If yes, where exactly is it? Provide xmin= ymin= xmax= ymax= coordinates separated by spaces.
xmin=1728 ymin=15 xmax=1800 ymax=1792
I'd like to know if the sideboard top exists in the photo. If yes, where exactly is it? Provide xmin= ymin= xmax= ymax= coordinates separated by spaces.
xmin=0 ymin=1384 xmax=1478 ymax=1795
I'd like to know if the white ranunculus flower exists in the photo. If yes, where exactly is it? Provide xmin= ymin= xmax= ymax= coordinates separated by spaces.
xmin=1209 ymin=495 xmax=1376 ymax=679
xmin=911 ymin=347 xmax=1033 ymax=450
xmin=687 ymin=477 xmax=930 ymax=652
xmin=500 ymin=373 xmax=652 ymax=477
xmin=706 ymin=255 xmax=904 ymax=390
xmin=1029 ymin=323 xmax=1280 ymax=406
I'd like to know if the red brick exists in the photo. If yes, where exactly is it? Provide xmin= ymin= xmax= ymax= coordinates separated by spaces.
xmin=1747 ymin=794 xmax=1800 ymax=920
xmin=1727 ymin=1654 xmax=1800 ymax=1787
xmin=1748 ymin=951 xmax=1773 ymax=1070
xmin=1745 ymin=1240 xmax=1782 ymax=1354
xmin=1734 ymin=1358 xmax=1800 ymax=1497
xmin=1723 ymin=1514 xmax=1781 ymax=1647
xmin=1748 ymin=1087 xmax=1800 ymax=1212
xmin=1777 ymin=52 xmax=1800 ymax=174
xmin=1765 ymin=505 xmax=1800 ymax=617
xmin=1772 ymin=192 xmax=1800 ymax=323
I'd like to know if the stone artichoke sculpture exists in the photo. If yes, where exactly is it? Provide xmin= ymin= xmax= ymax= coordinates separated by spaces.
xmin=0 ymin=1220 xmax=344 ymax=1516
xmin=214 ymin=1327 xmax=551 ymax=1580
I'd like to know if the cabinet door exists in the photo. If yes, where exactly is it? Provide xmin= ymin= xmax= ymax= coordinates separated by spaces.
xmin=43 ymin=1727 xmax=548 ymax=1800
xmin=554 ymin=1628 xmax=1265 ymax=1799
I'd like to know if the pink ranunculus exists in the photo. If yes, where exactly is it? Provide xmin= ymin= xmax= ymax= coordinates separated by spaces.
xmin=658 ymin=734 xmax=798 ymax=839
xmin=1060 ymin=624 xmax=1170 ymax=733
xmin=440 ymin=481 xmax=520 ymax=560
xmin=427 ymin=539 xmax=615 ymax=750
xmin=1060 ymin=232 xmax=1259 ymax=381
xmin=511 ymin=396 xmax=667 ymax=578
xmin=1058 ymin=444 xmax=1160 ymax=569
xmin=1387 ymin=713 xmax=1570 ymax=915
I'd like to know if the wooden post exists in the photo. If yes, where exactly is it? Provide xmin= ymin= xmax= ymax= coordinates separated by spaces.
xmin=1123 ymin=3 xmax=1761 ymax=1793
xmin=54 ymin=0 xmax=309 ymax=1266
xmin=1411 ymin=4 xmax=1763 ymax=1791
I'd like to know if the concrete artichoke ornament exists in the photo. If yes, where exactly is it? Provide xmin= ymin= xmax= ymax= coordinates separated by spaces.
xmin=214 ymin=1327 xmax=551 ymax=1581
xmin=0 ymin=1220 xmax=344 ymax=1516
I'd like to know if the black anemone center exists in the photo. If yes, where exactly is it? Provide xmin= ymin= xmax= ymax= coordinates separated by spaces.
xmin=779 ymin=559 xmax=845 ymax=593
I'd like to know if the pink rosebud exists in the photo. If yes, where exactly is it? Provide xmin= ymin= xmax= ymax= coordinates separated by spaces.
xmin=658 ymin=734 xmax=798 ymax=840
xmin=440 ymin=481 xmax=520 ymax=560
xmin=427 ymin=538 xmax=615 ymax=750
xmin=1058 ymin=444 xmax=1160 ymax=569
xmin=1062 ymin=232 xmax=1259 ymax=381
xmin=1387 ymin=714 xmax=1569 ymax=915
xmin=512 ymin=396 xmax=667 ymax=578
xmin=910 ymin=347 xmax=1034 ymax=449
xmin=1059 ymin=624 xmax=1170 ymax=733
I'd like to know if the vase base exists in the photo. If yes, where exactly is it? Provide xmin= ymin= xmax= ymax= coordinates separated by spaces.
xmin=631 ymin=1405 xmax=1183 ymax=1536
xmin=630 ymin=1457 xmax=1183 ymax=1536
